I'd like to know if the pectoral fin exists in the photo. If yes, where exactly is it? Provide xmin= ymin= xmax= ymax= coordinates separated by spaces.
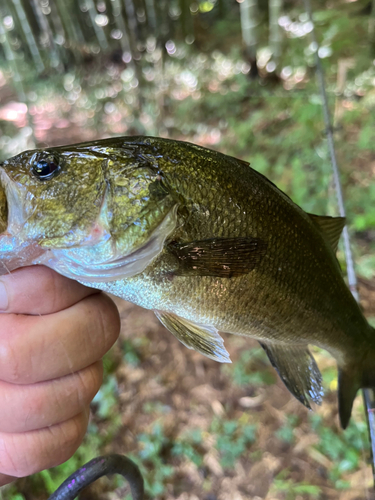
xmin=259 ymin=342 xmax=323 ymax=408
xmin=167 ymin=237 xmax=267 ymax=278
xmin=155 ymin=311 xmax=231 ymax=363
xmin=307 ymin=214 xmax=346 ymax=254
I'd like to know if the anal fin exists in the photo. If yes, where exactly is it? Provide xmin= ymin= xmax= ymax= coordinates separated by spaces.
xmin=259 ymin=342 xmax=323 ymax=408
xmin=155 ymin=311 xmax=231 ymax=363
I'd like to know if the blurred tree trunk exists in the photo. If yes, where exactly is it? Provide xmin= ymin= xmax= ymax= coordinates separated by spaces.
xmin=269 ymin=0 xmax=282 ymax=68
xmin=370 ymin=0 xmax=375 ymax=56
xmin=144 ymin=0 xmax=157 ymax=33
xmin=239 ymin=0 xmax=258 ymax=78
xmin=217 ymin=0 xmax=228 ymax=18
xmin=178 ymin=0 xmax=194 ymax=41
xmin=179 ymin=0 xmax=189 ymax=38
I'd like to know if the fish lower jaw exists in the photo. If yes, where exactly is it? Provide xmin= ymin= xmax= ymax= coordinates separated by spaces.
xmin=0 ymin=234 xmax=46 ymax=275
xmin=0 ymin=171 xmax=7 ymax=233
xmin=0 ymin=169 xmax=27 ymax=233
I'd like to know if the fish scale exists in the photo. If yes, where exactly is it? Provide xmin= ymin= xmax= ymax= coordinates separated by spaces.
xmin=0 ymin=135 xmax=374 ymax=427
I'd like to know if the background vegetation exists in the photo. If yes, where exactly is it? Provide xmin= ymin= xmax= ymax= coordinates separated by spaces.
xmin=0 ymin=0 xmax=375 ymax=498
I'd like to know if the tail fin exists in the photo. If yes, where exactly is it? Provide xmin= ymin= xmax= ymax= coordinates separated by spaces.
xmin=338 ymin=349 xmax=375 ymax=429
xmin=338 ymin=368 xmax=361 ymax=429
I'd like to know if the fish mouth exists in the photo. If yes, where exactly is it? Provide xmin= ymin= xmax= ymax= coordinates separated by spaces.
xmin=0 ymin=168 xmax=27 ymax=235
xmin=0 ymin=166 xmax=8 ymax=234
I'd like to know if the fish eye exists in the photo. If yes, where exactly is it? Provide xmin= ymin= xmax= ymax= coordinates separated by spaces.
xmin=31 ymin=154 xmax=60 ymax=180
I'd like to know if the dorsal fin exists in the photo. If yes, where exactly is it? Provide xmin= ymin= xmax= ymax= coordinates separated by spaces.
xmin=307 ymin=214 xmax=346 ymax=254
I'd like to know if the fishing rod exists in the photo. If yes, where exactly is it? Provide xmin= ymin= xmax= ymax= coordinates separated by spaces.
xmin=302 ymin=0 xmax=375 ymax=489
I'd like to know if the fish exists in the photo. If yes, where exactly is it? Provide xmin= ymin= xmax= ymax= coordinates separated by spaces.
xmin=0 ymin=135 xmax=374 ymax=429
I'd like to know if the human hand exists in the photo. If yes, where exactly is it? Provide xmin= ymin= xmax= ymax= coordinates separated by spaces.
xmin=0 ymin=266 xmax=120 ymax=486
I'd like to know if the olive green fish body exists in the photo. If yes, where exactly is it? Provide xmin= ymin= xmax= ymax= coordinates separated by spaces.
xmin=1 ymin=136 xmax=374 ymax=427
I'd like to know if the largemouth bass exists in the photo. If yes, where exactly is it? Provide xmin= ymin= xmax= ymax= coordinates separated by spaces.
xmin=0 ymin=136 xmax=374 ymax=428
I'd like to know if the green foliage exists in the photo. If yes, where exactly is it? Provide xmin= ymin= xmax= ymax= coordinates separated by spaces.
xmin=172 ymin=429 xmax=204 ymax=467
xmin=92 ymin=374 xmax=120 ymax=419
xmin=276 ymin=414 xmax=299 ymax=444
xmin=142 ymin=401 xmax=172 ymax=415
xmin=356 ymin=254 xmax=375 ymax=279
xmin=309 ymin=413 xmax=369 ymax=487
xmin=210 ymin=417 xmax=257 ymax=468
xmin=136 ymin=422 xmax=174 ymax=496
xmin=126 ymin=424 xmax=206 ymax=497
xmin=270 ymin=470 xmax=322 ymax=499
xmin=223 ymin=347 xmax=275 ymax=387
xmin=122 ymin=339 xmax=141 ymax=367
xmin=0 ymin=491 xmax=25 ymax=500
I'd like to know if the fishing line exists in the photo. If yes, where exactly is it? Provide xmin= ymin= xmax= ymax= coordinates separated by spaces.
xmin=302 ymin=0 xmax=375 ymax=490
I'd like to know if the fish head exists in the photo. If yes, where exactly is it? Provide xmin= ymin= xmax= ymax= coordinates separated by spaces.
xmin=0 ymin=147 xmax=106 ymax=244
xmin=0 ymin=143 xmax=177 ymax=280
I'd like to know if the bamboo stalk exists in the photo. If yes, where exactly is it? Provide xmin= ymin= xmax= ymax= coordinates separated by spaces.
xmin=269 ymin=0 xmax=282 ymax=64
xmin=46 ymin=0 xmax=67 ymax=47
xmin=29 ymin=0 xmax=61 ymax=69
xmin=0 ymin=16 xmax=36 ymax=146
xmin=56 ymin=0 xmax=85 ymax=46
xmin=11 ymin=0 xmax=44 ymax=72
xmin=369 ymin=0 xmax=375 ymax=56
xmin=144 ymin=0 xmax=157 ymax=32
xmin=111 ymin=0 xmax=132 ymax=55
xmin=85 ymin=0 xmax=109 ymax=51
xmin=239 ymin=0 xmax=259 ymax=77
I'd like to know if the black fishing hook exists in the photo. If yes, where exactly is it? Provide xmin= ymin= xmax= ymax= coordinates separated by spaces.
xmin=47 ymin=454 xmax=144 ymax=500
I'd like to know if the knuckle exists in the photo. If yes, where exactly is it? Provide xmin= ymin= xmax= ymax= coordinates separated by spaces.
xmin=53 ymin=413 xmax=88 ymax=461
xmin=97 ymin=296 xmax=121 ymax=348
xmin=0 ymin=434 xmax=28 ymax=477
xmin=85 ymin=361 xmax=104 ymax=397
xmin=73 ymin=363 xmax=103 ymax=408
xmin=40 ymin=267 xmax=60 ymax=310
xmin=82 ymin=295 xmax=120 ymax=357
xmin=0 ymin=332 xmax=23 ymax=384
xmin=19 ymin=394 xmax=44 ymax=427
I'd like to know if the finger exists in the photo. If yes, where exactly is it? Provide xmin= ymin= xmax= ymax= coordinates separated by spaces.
xmin=0 ymin=294 xmax=120 ymax=384
xmin=0 ymin=410 xmax=90 ymax=478
xmin=0 ymin=472 xmax=15 ymax=487
xmin=0 ymin=266 xmax=99 ymax=315
xmin=0 ymin=361 xmax=103 ymax=433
